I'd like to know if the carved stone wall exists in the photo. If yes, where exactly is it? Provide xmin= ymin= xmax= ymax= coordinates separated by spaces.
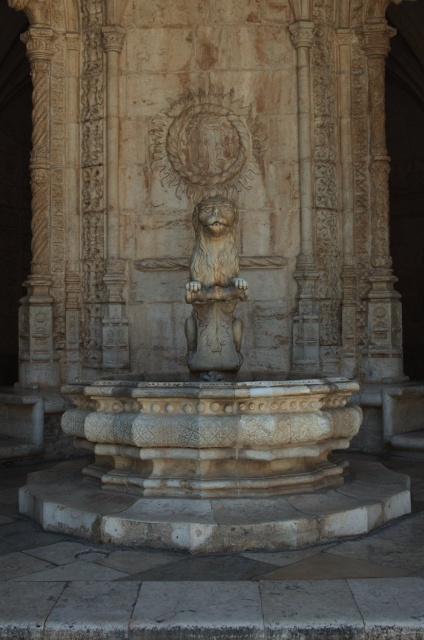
xmin=120 ymin=0 xmax=298 ymax=379
xmin=4 ymin=0 xmax=418 ymax=387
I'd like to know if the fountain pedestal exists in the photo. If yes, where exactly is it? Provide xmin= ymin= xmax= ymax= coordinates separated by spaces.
xmin=60 ymin=377 xmax=361 ymax=498
xmin=186 ymin=286 xmax=246 ymax=375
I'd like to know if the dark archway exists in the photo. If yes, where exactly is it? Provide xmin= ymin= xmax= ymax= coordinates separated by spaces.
xmin=0 ymin=3 xmax=32 ymax=386
xmin=386 ymin=0 xmax=424 ymax=380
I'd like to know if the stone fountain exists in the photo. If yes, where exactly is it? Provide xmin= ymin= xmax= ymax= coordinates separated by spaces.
xmin=19 ymin=196 xmax=411 ymax=553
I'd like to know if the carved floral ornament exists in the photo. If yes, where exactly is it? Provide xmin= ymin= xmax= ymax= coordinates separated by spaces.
xmin=150 ymin=86 xmax=267 ymax=201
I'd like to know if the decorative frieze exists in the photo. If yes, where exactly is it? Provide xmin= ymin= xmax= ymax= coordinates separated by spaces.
xmin=313 ymin=5 xmax=341 ymax=373
xmin=81 ymin=0 xmax=105 ymax=369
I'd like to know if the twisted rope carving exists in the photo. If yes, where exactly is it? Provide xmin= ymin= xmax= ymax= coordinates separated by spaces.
xmin=30 ymin=60 xmax=49 ymax=165
xmin=29 ymin=59 xmax=50 ymax=274
xmin=30 ymin=169 xmax=49 ymax=274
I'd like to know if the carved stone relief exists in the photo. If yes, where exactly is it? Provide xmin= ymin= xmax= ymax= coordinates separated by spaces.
xmin=80 ymin=0 xmax=105 ymax=367
xmin=150 ymin=85 xmax=267 ymax=202
xmin=313 ymin=1 xmax=342 ymax=362
xmin=50 ymin=37 xmax=66 ymax=352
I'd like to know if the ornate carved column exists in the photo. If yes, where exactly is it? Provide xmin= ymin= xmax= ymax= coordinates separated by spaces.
xmin=361 ymin=20 xmax=404 ymax=381
xmin=18 ymin=26 xmax=60 ymax=388
xmin=289 ymin=21 xmax=321 ymax=375
xmin=101 ymin=25 xmax=129 ymax=369
xmin=337 ymin=29 xmax=357 ymax=377
xmin=64 ymin=33 xmax=81 ymax=381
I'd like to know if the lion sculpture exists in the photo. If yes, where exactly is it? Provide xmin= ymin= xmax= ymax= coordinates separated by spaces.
xmin=185 ymin=196 xmax=248 ymax=376
xmin=186 ymin=195 xmax=247 ymax=291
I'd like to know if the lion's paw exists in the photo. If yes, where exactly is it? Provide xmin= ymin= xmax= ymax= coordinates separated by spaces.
xmin=232 ymin=278 xmax=248 ymax=290
xmin=186 ymin=280 xmax=202 ymax=293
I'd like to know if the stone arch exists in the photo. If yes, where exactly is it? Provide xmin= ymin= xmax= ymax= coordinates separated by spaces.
xmin=7 ymin=0 xmax=80 ymax=32
xmin=288 ymin=0 xmax=313 ymax=21
xmin=104 ymin=0 xmax=131 ymax=26
xmin=355 ymin=0 xmax=417 ymax=23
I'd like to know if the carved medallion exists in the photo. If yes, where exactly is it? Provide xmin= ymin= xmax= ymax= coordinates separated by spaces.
xmin=151 ymin=86 xmax=266 ymax=200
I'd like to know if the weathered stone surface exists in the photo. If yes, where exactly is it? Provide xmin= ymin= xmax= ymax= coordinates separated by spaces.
xmin=19 ymin=459 xmax=410 ymax=553
xmin=44 ymin=582 xmax=139 ymax=640
xmin=130 ymin=581 xmax=264 ymax=638
xmin=3 ymin=0 xmax=414 ymax=404
xmin=348 ymin=577 xmax=424 ymax=639
xmin=61 ymin=377 xmax=361 ymax=498
xmin=0 ymin=581 xmax=65 ymax=640
xmin=260 ymin=580 xmax=365 ymax=639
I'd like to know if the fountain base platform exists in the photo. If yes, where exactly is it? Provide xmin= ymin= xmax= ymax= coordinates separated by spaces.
xmin=19 ymin=457 xmax=410 ymax=553
xmin=24 ymin=376 xmax=409 ymax=552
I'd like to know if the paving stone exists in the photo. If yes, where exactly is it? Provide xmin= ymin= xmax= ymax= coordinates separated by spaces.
xmin=348 ymin=577 xmax=424 ymax=639
xmin=0 ymin=520 xmax=68 ymax=555
xmin=76 ymin=550 xmax=109 ymax=562
xmin=130 ymin=581 xmax=264 ymax=639
xmin=98 ymin=549 xmax=185 ymax=574
xmin=44 ymin=581 xmax=139 ymax=640
xmin=121 ymin=554 xmax=278 ymax=581
xmin=257 ymin=552 xmax=409 ymax=580
xmin=327 ymin=533 xmax=424 ymax=572
xmin=12 ymin=560 xmax=128 ymax=581
xmin=23 ymin=541 xmax=104 ymax=565
xmin=0 ymin=581 xmax=66 ymax=640
xmin=376 ymin=512 xmax=424 ymax=545
xmin=0 ymin=551 xmax=55 ymax=581
xmin=241 ymin=544 xmax=336 ymax=568
xmin=260 ymin=579 xmax=365 ymax=639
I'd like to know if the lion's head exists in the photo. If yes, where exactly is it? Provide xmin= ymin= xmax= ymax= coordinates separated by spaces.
xmin=190 ymin=196 xmax=240 ymax=288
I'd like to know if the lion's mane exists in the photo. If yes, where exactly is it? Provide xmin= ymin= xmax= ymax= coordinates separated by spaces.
xmin=189 ymin=196 xmax=239 ymax=288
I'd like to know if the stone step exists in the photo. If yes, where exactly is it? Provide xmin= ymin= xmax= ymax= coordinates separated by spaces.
xmin=391 ymin=429 xmax=424 ymax=451
xmin=20 ymin=458 xmax=411 ymax=553
xmin=1 ymin=578 xmax=424 ymax=640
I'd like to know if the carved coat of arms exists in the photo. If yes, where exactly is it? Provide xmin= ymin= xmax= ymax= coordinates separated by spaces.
xmin=150 ymin=85 xmax=267 ymax=200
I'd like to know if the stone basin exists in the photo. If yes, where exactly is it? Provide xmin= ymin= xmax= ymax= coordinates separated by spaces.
xmin=61 ymin=377 xmax=362 ymax=498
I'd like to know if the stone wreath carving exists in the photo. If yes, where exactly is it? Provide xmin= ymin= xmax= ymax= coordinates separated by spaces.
xmin=150 ymin=86 xmax=267 ymax=200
